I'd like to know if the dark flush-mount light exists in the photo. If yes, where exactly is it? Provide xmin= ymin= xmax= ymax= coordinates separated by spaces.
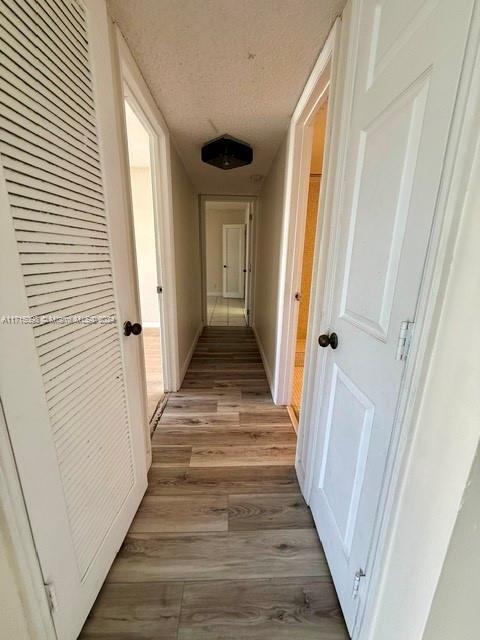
xmin=201 ymin=134 xmax=253 ymax=170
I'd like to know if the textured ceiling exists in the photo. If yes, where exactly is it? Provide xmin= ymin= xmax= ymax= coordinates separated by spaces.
xmin=108 ymin=0 xmax=346 ymax=195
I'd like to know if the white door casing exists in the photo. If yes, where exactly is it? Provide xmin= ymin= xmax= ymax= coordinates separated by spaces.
xmin=117 ymin=26 xmax=181 ymax=392
xmin=0 ymin=1 xmax=148 ymax=638
xmin=243 ymin=204 xmax=252 ymax=323
xmin=307 ymin=0 xmax=475 ymax=633
xmin=222 ymin=223 xmax=246 ymax=298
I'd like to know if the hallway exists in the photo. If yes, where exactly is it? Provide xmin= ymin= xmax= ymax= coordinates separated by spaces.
xmin=80 ymin=327 xmax=348 ymax=639
xmin=207 ymin=296 xmax=247 ymax=326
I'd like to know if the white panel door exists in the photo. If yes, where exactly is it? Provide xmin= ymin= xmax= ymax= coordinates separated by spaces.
xmin=222 ymin=223 xmax=246 ymax=298
xmin=308 ymin=0 xmax=474 ymax=633
xmin=0 ymin=1 xmax=147 ymax=639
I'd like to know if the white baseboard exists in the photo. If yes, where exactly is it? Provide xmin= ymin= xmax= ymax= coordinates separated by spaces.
xmin=252 ymin=324 xmax=275 ymax=397
xmin=287 ymin=405 xmax=299 ymax=434
xmin=179 ymin=323 xmax=204 ymax=384
xmin=295 ymin=456 xmax=307 ymax=500
xmin=142 ymin=321 xmax=161 ymax=329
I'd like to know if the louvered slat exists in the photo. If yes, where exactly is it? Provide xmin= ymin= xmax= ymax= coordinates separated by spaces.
xmin=42 ymin=335 xmax=119 ymax=391
xmin=0 ymin=112 xmax=102 ymax=179
xmin=22 ymin=0 xmax=92 ymax=84
xmin=20 ymin=253 xmax=111 ymax=264
xmin=1 ymin=1 xmax=95 ymax=107
xmin=2 ymin=144 xmax=104 ymax=196
xmin=1 ymin=69 xmax=96 ymax=144
xmin=49 ymin=361 xmax=123 ymax=417
xmin=51 ymin=377 xmax=125 ymax=431
xmin=46 ymin=348 xmax=121 ymax=405
xmin=0 ymin=16 xmax=95 ymax=121
xmin=33 ymin=301 xmax=115 ymax=339
xmin=5 ymin=169 xmax=104 ymax=209
xmin=38 ymin=324 xmax=116 ymax=367
xmin=0 ymin=0 xmax=135 ymax=579
xmin=16 ymin=230 xmax=109 ymax=247
xmin=0 ymin=47 xmax=96 ymax=144
xmin=1 ymin=129 xmax=103 ymax=187
xmin=44 ymin=345 xmax=121 ymax=402
xmin=24 ymin=268 xmax=111 ymax=286
xmin=15 ymin=219 xmax=108 ymax=241
xmin=27 ymin=274 xmax=112 ymax=297
xmin=0 ymin=98 xmax=98 ymax=168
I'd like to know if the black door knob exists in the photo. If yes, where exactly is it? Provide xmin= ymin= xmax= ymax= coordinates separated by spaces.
xmin=318 ymin=332 xmax=338 ymax=349
xmin=123 ymin=321 xmax=142 ymax=336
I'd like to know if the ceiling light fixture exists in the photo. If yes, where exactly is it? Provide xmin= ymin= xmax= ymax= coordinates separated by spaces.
xmin=201 ymin=134 xmax=253 ymax=170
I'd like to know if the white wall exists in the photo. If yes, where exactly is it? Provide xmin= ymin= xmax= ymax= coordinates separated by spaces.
xmin=422 ymin=446 xmax=480 ymax=640
xmin=253 ymin=136 xmax=287 ymax=385
xmin=205 ymin=208 xmax=246 ymax=295
xmin=129 ymin=167 xmax=160 ymax=326
xmin=170 ymin=145 xmax=203 ymax=378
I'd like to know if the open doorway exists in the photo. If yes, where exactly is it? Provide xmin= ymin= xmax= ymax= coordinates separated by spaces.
xmin=123 ymin=100 xmax=164 ymax=421
xmin=203 ymin=199 xmax=253 ymax=326
xmin=290 ymin=103 xmax=328 ymax=423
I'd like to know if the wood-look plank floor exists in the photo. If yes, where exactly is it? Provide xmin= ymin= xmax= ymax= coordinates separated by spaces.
xmin=80 ymin=327 xmax=348 ymax=639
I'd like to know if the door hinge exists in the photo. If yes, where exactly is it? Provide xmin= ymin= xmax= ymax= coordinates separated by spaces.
xmin=246 ymin=308 xmax=250 ymax=315
xmin=157 ymin=285 xmax=163 ymax=294
xmin=249 ymin=213 xmax=253 ymax=221
xmin=352 ymin=568 xmax=366 ymax=599
xmin=395 ymin=320 xmax=414 ymax=361
xmin=44 ymin=582 xmax=58 ymax=613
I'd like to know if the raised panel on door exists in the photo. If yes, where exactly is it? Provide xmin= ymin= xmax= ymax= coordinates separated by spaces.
xmin=319 ymin=365 xmax=375 ymax=556
xmin=0 ymin=1 xmax=147 ymax=638
xmin=341 ymin=76 xmax=429 ymax=340
xmin=307 ymin=0 xmax=474 ymax=633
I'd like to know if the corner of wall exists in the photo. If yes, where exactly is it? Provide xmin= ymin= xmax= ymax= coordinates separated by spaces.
xmin=251 ymin=322 xmax=275 ymax=400
xmin=178 ymin=321 xmax=204 ymax=386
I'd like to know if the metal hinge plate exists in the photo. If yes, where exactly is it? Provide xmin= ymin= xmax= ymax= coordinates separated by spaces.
xmin=44 ymin=582 xmax=58 ymax=612
xmin=395 ymin=320 xmax=414 ymax=361
xmin=352 ymin=568 xmax=366 ymax=599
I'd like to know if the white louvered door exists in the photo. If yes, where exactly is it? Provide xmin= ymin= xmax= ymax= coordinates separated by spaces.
xmin=0 ymin=1 xmax=148 ymax=638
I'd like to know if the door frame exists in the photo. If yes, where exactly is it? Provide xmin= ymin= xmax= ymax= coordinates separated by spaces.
xmin=298 ymin=2 xmax=480 ymax=639
xmin=222 ymin=223 xmax=246 ymax=298
xmin=273 ymin=19 xmax=341 ymax=405
xmin=116 ymin=27 xmax=180 ymax=392
xmin=199 ymin=195 xmax=257 ymax=326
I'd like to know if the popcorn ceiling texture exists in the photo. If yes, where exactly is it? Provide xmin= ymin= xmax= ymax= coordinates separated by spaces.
xmin=108 ymin=0 xmax=346 ymax=194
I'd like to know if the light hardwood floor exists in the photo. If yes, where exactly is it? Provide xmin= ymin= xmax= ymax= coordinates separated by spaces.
xmin=80 ymin=326 xmax=348 ymax=639
xmin=143 ymin=327 xmax=164 ymax=420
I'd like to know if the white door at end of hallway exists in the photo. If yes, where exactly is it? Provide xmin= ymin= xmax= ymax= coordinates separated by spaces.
xmin=307 ymin=0 xmax=475 ymax=634
xmin=222 ymin=224 xmax=246 ymax=298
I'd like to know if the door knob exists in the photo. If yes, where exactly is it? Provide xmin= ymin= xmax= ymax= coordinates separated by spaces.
xmin=318 ymin=332 xmax=338 ymax=349
xmin=123 ymin=321 xmax=142 ymax=336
